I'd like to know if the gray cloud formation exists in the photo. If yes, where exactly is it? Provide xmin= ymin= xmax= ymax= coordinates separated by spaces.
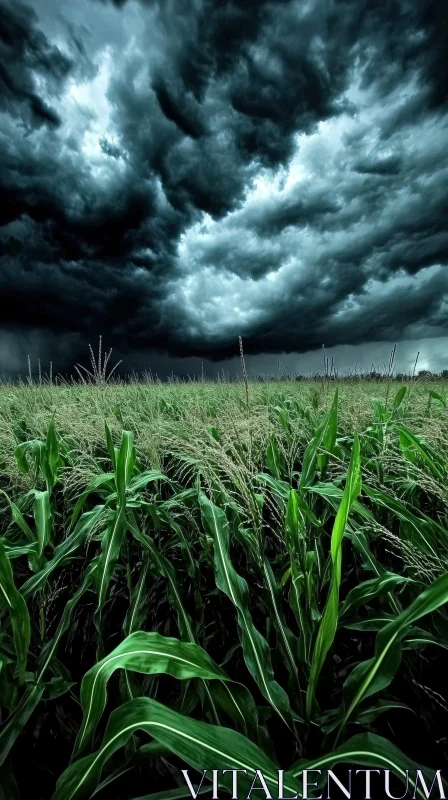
xmin=0 ymin=0 xmax=447 ymax=374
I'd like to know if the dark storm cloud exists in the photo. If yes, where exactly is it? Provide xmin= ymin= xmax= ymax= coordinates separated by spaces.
xmin=0 ymin=0 xmax=447 ymax=375
xmin=353 ymin=156 xmax=403 ymax=176
xmin=153 ymin=78 xmax=206 ymax=140
xmin=99 ymin=136 xmax=125 ymax=159
xmin=0 ymin=1 xmax=71 ymax=128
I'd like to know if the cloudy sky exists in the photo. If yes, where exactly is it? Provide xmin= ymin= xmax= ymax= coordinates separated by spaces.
xmin=0 ymin=0 xmax=447 ymax=378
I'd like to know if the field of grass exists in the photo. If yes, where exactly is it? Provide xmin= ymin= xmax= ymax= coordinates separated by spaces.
xmin=0 ymin=378 xmax=448 ymax=799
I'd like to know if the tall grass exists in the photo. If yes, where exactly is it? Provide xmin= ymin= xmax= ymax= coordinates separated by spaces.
xmin=0 ymin=378 xmax=447 ymax=798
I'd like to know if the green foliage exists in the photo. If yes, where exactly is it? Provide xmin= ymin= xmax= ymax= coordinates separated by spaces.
xmin=0 ymin=380 xmax=446 ymax=797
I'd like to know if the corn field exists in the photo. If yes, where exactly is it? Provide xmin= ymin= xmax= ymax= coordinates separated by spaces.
xmin=0 ymin=379 xmax=447 ymax=799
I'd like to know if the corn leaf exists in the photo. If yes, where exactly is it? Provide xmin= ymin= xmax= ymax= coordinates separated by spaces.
xmin=341 ymin=571 xmax=448 ymax=730
xmin=21 ymin=505 xmax=105 ymax=598
xmin=33 ymin=490 xmax=51 ymax=558
xmin=0 ymin=540 xmax=30 ymax=685
xmin=115 ymin=431 xmax=135 ymax=504
xmin=306 ymin=435 xmax=361 ymax=717
xmin=339 ymin=573 xmax=410 ymax=619
xmin=399 ymin=425 xmax=445 ymax=480
xmin=37 ymin=562 xmax=97 ymax=682
xmin=73 ymin=631 xmax=249 ymax=756
xmin=95 ymin=506 xmax=126 ymax=617
xmin=300 ymin=390 xmax=338 ymax=491
xmin=290 ymin=732 xmax=446 ymax=800
xmin=54 ymin=697 xmax=288 ymax=800
xmin=0 ymin=684 xmax=44 ymax=766
xmin=200 ymin=494 xmax=291 ymax=726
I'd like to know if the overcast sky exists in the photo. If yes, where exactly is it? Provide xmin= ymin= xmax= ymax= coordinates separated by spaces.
xmin=0 ymin=0 xmax=447 ymax=378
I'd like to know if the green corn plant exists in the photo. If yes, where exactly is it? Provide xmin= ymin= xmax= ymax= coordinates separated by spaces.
xmin=73 ymin=631 xmax=257 ymax=757
xmin=199 ymin=493 xmax=292 ymax=727
xmin=0 ymin=540 xmax=30 ymax=686
xmin=336 ymin=571 xmax=448 ymax=737
xmin=54 ymin=670 xmax=447 ymax=800
xmin=14 ymin=417 xmax=61 ymax=496
xmin=399 ymin=424 xmax=446 ymax=481
xmin=299 ymin=390 xmax=339 ymax=492
xmin=0 ymin=378 xmax=447 ymax=798
xmin=2 ymin=419 xmax=65 ymax=573
xmin=306 ymin=435 xmax=361 ymax=718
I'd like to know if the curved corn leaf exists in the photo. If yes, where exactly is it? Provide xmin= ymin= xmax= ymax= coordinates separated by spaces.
xmin=127 ymin=514 xmax=194 ymax=642
xmin=285 ymin=487 xmax=321 ymax=532
xmin=339 ymin=573 xmax=410 ymax=619
xmin=399 ymin=425 xmax=445 ymax=480
xmin=2 ymin=542 xmax=38 ymax=560
xmin=200 ymin=493 xmax=291 ymax=726
xmin=54 ymin=697 xmax=289 ymax=800
xmin=136 ymin=741 xmax=172 ymax=759
xmin=262 ymin=559 xmax=299 ymax=689
xmin=300 ymin=390 xmax=338 ymax=491
xmin=74 ymin=631 xmax=238 ymax=756
xmin=255 ymin=473 xmax=290 ymax=508
xmin=0 ymin=684 xmax=44 ymax=767
xmin=95 ymin=507 xmax=126 ymax=618
xmin=341 ymin=571 xmax=448 ymax=730
xmin=91 ymin=766 xmax=135 ymax=798
xmin=21 ymin=505 xmax=106 ymax=598
xmin=403 ymin=627 xmax=448 ymax=652
xmin=0 ymin=540 xmax=30 ymax=685
xmin=71 ymin=474 xmax=115 ymax=529
xmin=209 ymin=679 xmax=258 ymax=736
xmin=0 ymin=489 xmax=35 ymax=545
xmin=37 ymin=562 xmax=97 ymax=682
xmin=285 ymin=488 xmax=301 ymax=553
xmin=105 ymin=472 xmax=173 ymax=509
xmin=124 ymin=555 xmax=150 ymax=637
xmin=161 ymin=512 xmax=197 ymax=579
xmin=126 ymin=514 xmax=252 ymax=731
xmin=290 ymin=732 xmax=446 ymax=800
xmin=393 ymin=385 xmax=407 ymax=410
xmin=344 ymin=614 xmax=394 ymax=632
xmin=363 ymin=486 xmax=441 ymax=559
xmin=285 ymin=489 xmax=320 ymax=665
xmin=128 ymin=471 xmax=172 ymax=494
xmin=346 ymin=531 xmax=402 ymax=617
xmin=355 ymin=700 xmax=413 ymax=724
xmin=306 ymin=435 xmax=361 ymax=718
xmin=14 ymin=440 xmax=44 ymax=477
xmin=266 ymin=435 xmax=285 ymax=479
xmin=428 ymin=390 xmax=446 ymax=409
xmin=347 ymin=529 xmax=385 ymax=576
xmin=160 ymin=488 xmax=197 ymax=510
xmin=319 ymin=700 xmax=412 ymax=733
xmin=306 ymin=482 xmax=373 ymax=521
xmin=288 ymin=558 xmax=313 ymax=665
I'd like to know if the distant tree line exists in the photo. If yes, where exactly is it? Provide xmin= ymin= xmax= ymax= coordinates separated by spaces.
xmin=248 ymin=369 xmax=448 ymax=382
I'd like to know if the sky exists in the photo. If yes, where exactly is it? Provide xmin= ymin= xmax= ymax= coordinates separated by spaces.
xmin=0 ymin=0 xmax=447 ymax=379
